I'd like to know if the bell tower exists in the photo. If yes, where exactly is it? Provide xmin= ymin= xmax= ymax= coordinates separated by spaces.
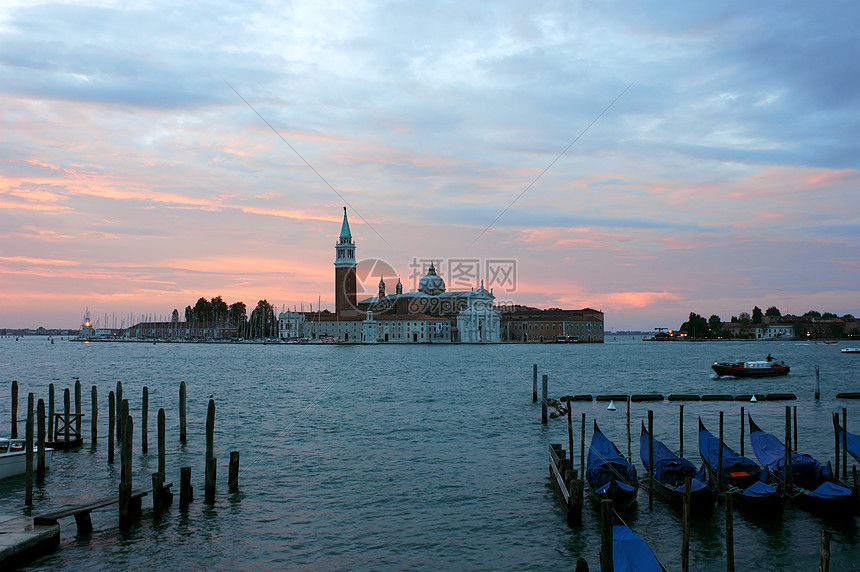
xmin=334 ymin=207 xmax=357 ymax=315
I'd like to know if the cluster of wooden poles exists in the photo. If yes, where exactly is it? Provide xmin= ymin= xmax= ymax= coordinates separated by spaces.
xmin=9 ymin=379 xmax=240 ymax=530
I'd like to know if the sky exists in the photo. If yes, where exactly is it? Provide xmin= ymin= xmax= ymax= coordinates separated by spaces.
xmin=1 ymin=0 xmax=858 ymax=331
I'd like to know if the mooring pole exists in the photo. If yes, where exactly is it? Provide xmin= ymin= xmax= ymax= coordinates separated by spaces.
xmin=48 ymin=383 xmax=55 ymax=442
xmin=566 ymin=397 xmax=574 ymax=472
xmin=726 ymin=491 xmax=735 ymax=572
xmin=682 ymin=475 xmax=691 ymax=572
xmin=142 ymin=387 xmax=149 ymax=453
xmin=205 ymin=399 xmax=216 ymax=503
xmin=179 ymin=381 xmax=187 ymax=443
xmin=74 ymin=378 xmax=81 ymax=439
xmin=648 ymin=409 xmax=654 ymax=509
xmin=793 ymin=405 xmax=798 ymax=452
xmin=820 ymin=529 xmax=832 ymax=572
xmin=679 ymin=404 xmax=684 ymax=458
xmin=626 ymin=397 xmax=632 ymax=461
xmin=91 ymin=385 xmax=98 ymax=445
xmin=25 ymin=393 xmax=34 ymax=505
xmin=532 ymin=364 xmax=538 ymax=403
xmin=833 ymin=412 xmax=840 ymax=478
xmin=11 ymin=380 xmax=18 ymax=439
xmin=784 ymin=406 xmax=792 ymax=490
xmin=843 ymin=408 xmax=848 ymax=479
xmin=600 ymin=499 xmax=614 ymax=572
xmin=541 ymin=375 xmax=548 ymax=423
xmin=740 ymin=406 xmax=745 ymax=457
xmin=718 ymin=411 xmax=724 ymax=493
xmin=37 ymin=398 xmax=46 ymax=480
xmin=814 ymin=365 xmax=820 ymax=400
xmin=108 ymin=390 xmax=115 ymax=463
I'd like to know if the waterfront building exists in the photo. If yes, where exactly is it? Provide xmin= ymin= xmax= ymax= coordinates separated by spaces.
xmin=499 ymin=307 xmax=604 ymax=342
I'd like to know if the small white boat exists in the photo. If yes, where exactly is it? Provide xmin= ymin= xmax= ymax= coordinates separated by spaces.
xmin=841 ymin=348 xmax=860 ymax=354
xmin=0 ymin=438 xmax=53 ymax=479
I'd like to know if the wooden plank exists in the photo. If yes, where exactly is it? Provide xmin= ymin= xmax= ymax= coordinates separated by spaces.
xmin=549 ymin=455 xmax=571 ymax=505
xmin=34 ymin=488 xmax=149 ymax=524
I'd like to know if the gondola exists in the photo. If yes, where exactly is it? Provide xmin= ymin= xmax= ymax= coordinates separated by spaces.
xmin=609 ymin=513 xmax=668 ymax=571
xmin=639 ymin=422 xmax=713 ymax=509
xmin=587 ymin=421 xmax=639 ymax=509
xmin=697 ymin=419 xmax=782 ymax=514
xmin=748 ymin=416 xmax=856 ymax=515
xmin=835 ymin=420 xmax=860 ymax=464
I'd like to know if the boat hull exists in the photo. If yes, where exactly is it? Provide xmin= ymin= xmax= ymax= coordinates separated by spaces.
xmin=712 ymin=364 xmax=789 ymax=377
xmin=0 ymin=448 xmax=53 ymax=480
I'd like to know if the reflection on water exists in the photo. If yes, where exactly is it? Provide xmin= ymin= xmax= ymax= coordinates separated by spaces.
xmin=0 ymin=337 xmax=858 ymax=570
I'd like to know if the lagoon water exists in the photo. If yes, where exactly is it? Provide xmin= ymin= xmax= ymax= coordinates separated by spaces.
xmin=1 ymin=337 xmax=859 ymax=570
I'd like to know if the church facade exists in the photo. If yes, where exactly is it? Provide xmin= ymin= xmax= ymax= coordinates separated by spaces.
xmin=278 ymin=207 xmax=602 ymax=343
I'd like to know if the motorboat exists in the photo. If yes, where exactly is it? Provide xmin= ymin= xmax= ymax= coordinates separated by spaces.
xmin=712 ymin=359 xmax=789 ymax=377
xmin=841 ymin=348 xmax=860 ymax=354
xmin=0 ymin=438 xmax=53 ymax=479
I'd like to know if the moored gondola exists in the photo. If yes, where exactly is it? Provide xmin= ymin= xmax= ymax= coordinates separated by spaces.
xmin=586 ymin=421 xmax=639 ymax=509
xmin=835 ymin=420 xmax=860 ymax=464
xmin=639 ymin=422 xmax=713 ymax=509
xmin=749 ymin=416 xmax=856 ymax=516
xmin=697 ymin=418 xmax=782 ymax=514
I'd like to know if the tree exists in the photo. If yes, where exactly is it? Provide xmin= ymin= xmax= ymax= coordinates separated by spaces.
xmin=192 ymin=297 xmax=213 ymax=322
xmin=793 ymin=322 xmax=807 ymax=338
xmin=680 ymin=312 xmax=709 ymax=339
xmin=171 ymin=309 xmax=180 ymax=323
xmin=228 ymin=302 xmax=247 ymax=327
xmin=738 ymin=312 xmax=751 ymax=324
xmin=249 ymin=299 xmax=276 ymax=338
xmin=765 ymin=306 xmax=781 ymax=317
xmin=752 ymin=306 xmax=763 ymax=324
xmin=184 ymin=305 xmax=193 ymax=322
xmin=822 ymin=312 xmax=838 ymax=319
xmin=830 ymin=323 xmax=845 ymax=338
xmin=804 ymin=310 xmax=821 ymax=318
xmin=708 ymin=315 xmax=723 ymax=335
xmin=211 ymin=296 xmax=228 ymax=324
xmin=730 ymin=316 xmax=738 ymax=323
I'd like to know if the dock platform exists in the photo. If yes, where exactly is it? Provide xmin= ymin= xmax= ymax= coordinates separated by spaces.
xmin=0 ymin=514 xmax=60 ymax=569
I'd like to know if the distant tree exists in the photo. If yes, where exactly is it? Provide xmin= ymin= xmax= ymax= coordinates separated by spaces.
xmin=793 ymin=322 xmax=807 ymax=338
xmin=739 ymin=312 xmax=751 ymax=324
xmin=708 ymin=315 xmax=723 ymax=334
xmin=193 ymin=297 xmax=213 ymax=322
xmin=249 ymin=300 xmax=276 ymax=338
xmin=228 ymin=302 xmax=247 ymax=327
xmin=822 ymin=312 xmax=838 ymax=319
xmin=680 ymin=312 xmax=710 ymax=339
xmin=184 ymin=305 xmax=193 ymax=322
xmin=830 ymin=323 xmax=845 ymax=338
xmin=765 ymin=306 xmax=781 ymax=317
xmin=730 ymin=316 xmax=738 ymax=323
xmin=804 ymin=310 xmax=821 ymax=318
xmin=842 ymin=314 xmax=855 ymax=320
xmin=171 ymin=309 xmax=180 ymax=323
xmin=752 ymin=306 xmax=763 ymax=324
xmin=211 ymin=296 xmax=229 ymax=324
xmin=850 ymin=327 xmax=860 ymax=338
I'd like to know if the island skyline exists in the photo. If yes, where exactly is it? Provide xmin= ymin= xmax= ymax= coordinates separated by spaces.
xmin=1 ymin=2 xmax=858 ymax=331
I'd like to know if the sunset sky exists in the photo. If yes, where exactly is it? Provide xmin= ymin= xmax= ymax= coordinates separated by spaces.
xmin=1 ymin=1 xmax=858 ymax=331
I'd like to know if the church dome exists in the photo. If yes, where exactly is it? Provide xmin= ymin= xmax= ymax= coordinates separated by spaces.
xmin=418 ymin=262 xmax=446 ymax=295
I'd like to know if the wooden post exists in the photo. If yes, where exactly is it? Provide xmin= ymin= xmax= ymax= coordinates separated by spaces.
xmin=580 ymin=413 xmax=585 ymax=481
xmin=725 ymin=490 xmax=734 ymax=572
xmin=740 ymin=406 xmax=745 ymax=457
xmin=37 ymin=398 xmax=46 ymax=480
xmin=108 ymin=390 xmax=115 ymax=463
xmin=784 ymin=406 xmax=792 ymax=490
xmin=91 ymin=385 xmax=98 ymax=445
xmin=566 ymin=397 xmax=574 ymax=470
xmin=74 ymin=377 xmax=82 ymax=438
xmin=532 ymin=364 xmax=538 ymax=402
xmin=229 ymin=451 xmax=240 ymax=492
xmin=119 ymin=414 xmax=134 ymax=530
xmin=25 ymin=393 xmax=33 ymax=505
xmin=793 ymin=405 xmax=798 ymax=452
xmin=842 ymin=408 xmax=848 ymax=479
xmin=648 ymin=409 xmax=654 ymax=508
xmin=180 ymin=466 xmax=193 ymax=509
xmin=833 ymin=412 xmax=840 ymax=478
xmin=575 ymin=558 xmax=589 ymax=572
xmin=48 ymin=383 xmax=54 ymax=442
xmin=158 ymin=408 xmax=166 ymax=480
xmin=142 ymin=387 xmax=149 ymax=453
xmin=63 ymin=388 xmax=71 ymax=444
xmin=600 ymin=499 xmax=614 ymax=572
xmin=179 ymin=381 xmax=187 ymax=443
xmin=11 ymin=380 xmax=18 ymax=439
xmin=152 ymin=472 xmax=164 ymax=517
xmin=682 ymin=475 xmax=691 ymax=572
xmin=679 ymin=404 xmax=684 ymax=457
xmin=205 ymin=399 xmax=216 ymax=502
xmin=718 ymin=411 xmax=724 ymax=493
xmin=116 ymin=381 xmax=123 ymax=441
xmin=626 ymin=397 xmax=632 ymax=460
xmin=120 ymin=399 xmax=129 ymax=480
xmin=820 ymin=529 xmax=832 ymax=572
xmin=541 ymin=375 xmax=548 ymax=423
xmin=814 ymin=365 xmax=820 ymax=400
xmin=853 ymin=466 xmax=859 ymax=515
